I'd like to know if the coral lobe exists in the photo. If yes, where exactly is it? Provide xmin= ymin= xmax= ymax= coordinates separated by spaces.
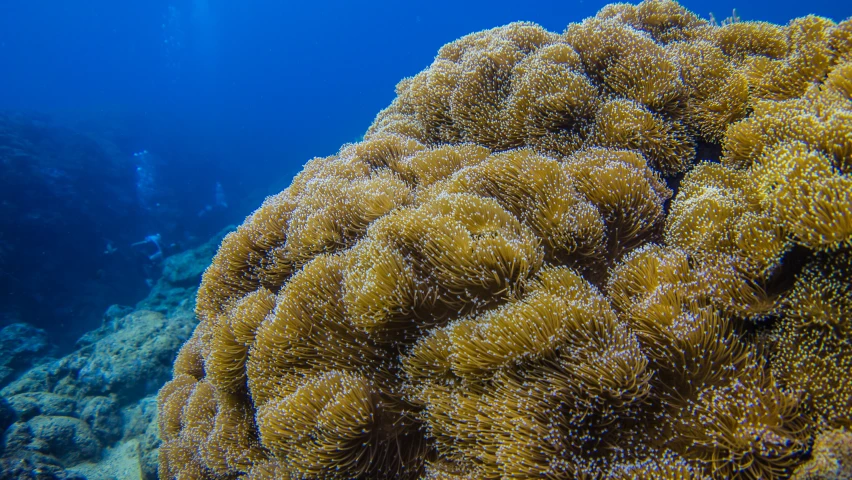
xmin=159 ymin=1 xmax=852 ymax=478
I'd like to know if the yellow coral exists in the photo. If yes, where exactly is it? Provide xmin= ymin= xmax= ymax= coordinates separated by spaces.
xmin=606 ymin=450 xmax=709 ymax=479
xmin=717 ymin=60 xmax=852 ymax=252
xmin=564 ymin=148 xmax=671 ymax=259
xmin=755 ymin=142 xmax=852 ymax=249
xmin=711 ymin=21 xmax=788 ymax=59
xmin=599 ymin=0 xmax=707 ymax=44
xmin=504 ymin=42 xmax=598 ymax=156
xmin=158 ymin=2 xmax=852 ymax=479
xmin=664 ymin=164 xmax=785 ymax=317
xmin=746 ymin=16 xmax=838 ymax=101
xmin=427 ymin=148 xmax=607 ymax=270
xmin=668 ymin=364 xmax=808 ymax=479
xmin=607 ymin=245 xmax=757 ymax=402
xmin=666 ymin=163 xmax=786 ymax=266
xmin=256 ymin=370 xmax=424 ymax=478
xmin=792 ymin=428 xmax=852 ymax=480
xmin=404 ymin=268 xmax=653 ymax=478
xmin=670 ymin=40 xmax=750 ymax=142
xmin=590 ymin=99 xmax=695 ymax=175
xmin=772 ymin=252 xmax=852 ymax=429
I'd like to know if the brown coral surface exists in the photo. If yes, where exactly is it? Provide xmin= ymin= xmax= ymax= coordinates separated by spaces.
xmin=158 ymin=1 xmax=852 ymax=478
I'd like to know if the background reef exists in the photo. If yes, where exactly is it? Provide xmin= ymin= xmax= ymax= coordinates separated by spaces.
xmin=0 ymin=112 xmax=251 ymax=350
xmin=157 ymin=1 xmax=852 ymax=479
xmin=0 ymin=112 xmax=145 ymax=348
xmin=0 ymin=227 xmax=232 ymax=480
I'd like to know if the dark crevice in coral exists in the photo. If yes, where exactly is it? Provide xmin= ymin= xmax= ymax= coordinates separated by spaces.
xmin=696 ymin=140 xmax=723 ymax=164
xmin=766 ymin=244 xmax=813 ymax=299
xmin=661 ymin=140 xmax=722 ymax=216
xmin=742 ymin=245 xmax=814 ymax=340
xmin=662 ymin=171 xmax=685 ymax=216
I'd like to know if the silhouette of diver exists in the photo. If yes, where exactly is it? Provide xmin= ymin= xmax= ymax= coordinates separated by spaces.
xmin=131 ymin=233 xmax=163 ymax=261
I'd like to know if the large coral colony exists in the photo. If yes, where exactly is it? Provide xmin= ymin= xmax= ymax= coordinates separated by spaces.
xmin=158 ymin=1 xmax=852 ymax=478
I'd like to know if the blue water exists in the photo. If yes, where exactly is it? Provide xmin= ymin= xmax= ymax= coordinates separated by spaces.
xmin=0 ymin=0 xmax=849 ymax=347
xmin=2 ymin=0 xmax=847 ymax=171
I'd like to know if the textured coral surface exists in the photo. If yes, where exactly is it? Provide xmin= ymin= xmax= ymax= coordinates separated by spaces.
xmin=158 ymin=1 xmax=852 ymax=478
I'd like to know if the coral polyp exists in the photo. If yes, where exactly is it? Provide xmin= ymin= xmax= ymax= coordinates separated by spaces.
xmin=159 ymin=1 xmax=852 ymax=478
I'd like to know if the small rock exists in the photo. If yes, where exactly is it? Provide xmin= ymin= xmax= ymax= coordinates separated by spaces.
xmin=22 ymin=416 xmax=101 ymax=465
xmin=7 ymin=393 xmax=77 ymax=421
xmin=1 ymin=364 xmax=52 ymax=397
xmin=80 ymin=396 xmax=122 ymax=444
xmin=140 ymin=447 xmax=159 ymax=480
xmin=122 ymin=396 xmax=157 ymax=440
xmin=0 ymin=451 xmax=85 ymax=480
xmin=0 ymin=323 xmax=56 ymax=389
xmin=141 ymin=409 xmax=161 ymax=455
xmin=75 ymin=305 xmax=134 ymax=348
xmin=0 ymin=397 xmax=15 ymax=441
xmin=2 ymin=421 xmax=33 ymax=453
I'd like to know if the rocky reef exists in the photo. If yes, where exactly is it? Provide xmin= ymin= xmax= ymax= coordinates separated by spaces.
xmin=0 ymin=324 xmax=57 ymax=391
xmin=158 ymin=1 xmax=851 ymax=478
xmin=0 ymin=227 xmax=232 ymax=480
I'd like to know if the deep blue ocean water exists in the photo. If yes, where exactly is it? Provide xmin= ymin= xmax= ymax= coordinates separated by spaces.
xmin=0 ymin=0 xmax=849 ymax=347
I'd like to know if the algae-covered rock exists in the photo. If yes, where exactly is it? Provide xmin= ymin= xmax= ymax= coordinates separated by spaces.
xmin=74 ymin=305 xmax=134 ymax=348
xmin=4 ymin=415 xmax=100 ymax=465
xmin=0 ymin=452 xmax=85 ymax=480
xmin=162 ymin=225 xmax=234 ymax=286
xmin=0 ymin=227 xmax=230 ymax=477
xmin=112 ymin=395 xmax=161 ymax=479
xmin=60 ymin=309 xmax=195 ymax=401
xmin=0 ymin=323 xmax=56 ymax=389
xmin=6 ymin=393 xmax=77 ymax=421
xmin=0 ymin=398 xmax=14 ymax=444
xmin=80 ymin=396 xmax=122 ymax=445
xmin=2 ymin=309 xmax=195 ymax=403
xmin=140 ymin=415 xmax=161 ymax=480
xmin=121 ymin=396 xmax=158 ymax=440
